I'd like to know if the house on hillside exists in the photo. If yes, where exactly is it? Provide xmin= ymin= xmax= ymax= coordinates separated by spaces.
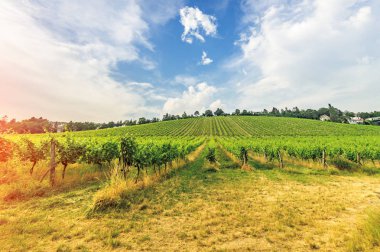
xmin=348 ymin=117 xmax=364 ymax=124
xmin=56 ymin=123 xmax=66 ymax=133
xmin=366 ymin=117 xmax=380 ymax=125
xmin=319 ymin=115 xmax=330 ymax=121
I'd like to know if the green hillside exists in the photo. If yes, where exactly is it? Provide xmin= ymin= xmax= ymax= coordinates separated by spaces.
xmin=71 ymin=116 xmax=380 ymax=137
xmin=2 ymin=118 xmax=380 ymax=252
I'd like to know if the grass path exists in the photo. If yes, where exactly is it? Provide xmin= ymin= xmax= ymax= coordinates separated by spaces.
xmin=0 ymin=146 xmax=380 ymax=251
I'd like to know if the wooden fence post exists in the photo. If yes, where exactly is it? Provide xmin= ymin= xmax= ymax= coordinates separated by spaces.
xmin=49 ymin=140 xmax=56 ymax=186
xmin=322 ymin=150 xmax=327 ymax=169
xmin=356 ymin=153 xmax=361 ymax=166
xmin=278 ymin=150 xmax=284 ymax=169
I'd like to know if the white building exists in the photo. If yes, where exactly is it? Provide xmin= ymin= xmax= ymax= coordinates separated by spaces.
xmin=366 ymin=117 xmax=380 ymax=122
xmin=320 ymin=115 xmax=330 ymax=121
xmin=348 ymin=117 xmax=364 ymax=124
xmin=365 ymin=117 xmax=380 ymax=125
xmin=56 ymin=123 xmax=66 ymax=132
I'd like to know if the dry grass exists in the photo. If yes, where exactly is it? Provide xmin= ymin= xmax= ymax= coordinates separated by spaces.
xmin=123 ymin=175 xmax=379 ymax=251
xmin=222 ymin=147 xmax=241 ymax=165
xmin=90 ymin=167 xmax=131 ymax=212
xmin=90 ymin=143 xmax=206 ymax=212
xmin=0 ymin=145 xmax=379 ymax=251
xmin=348 ymin=207 xmax=380 ymax=251
xmin=187 ymin=143 xmax=205 ymax=162
xmin=0 ymin=159 xmax=106 ymax=202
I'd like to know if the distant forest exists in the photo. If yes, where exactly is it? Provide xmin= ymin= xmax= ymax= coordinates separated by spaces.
xmin=1 ymin=104 xmax=379 ymax=134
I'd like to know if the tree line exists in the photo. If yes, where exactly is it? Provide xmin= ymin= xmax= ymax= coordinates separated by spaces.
xmin=1 ymin=104 xmax=379 ymax=134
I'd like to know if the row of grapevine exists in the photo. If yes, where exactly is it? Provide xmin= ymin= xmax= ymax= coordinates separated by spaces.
xmin=0 ymin=137 xmax=13 ymax=163
xmin=218 ymin=136 xmax=380 ymax=168
xmin=236 ymin=117 xmax=380 ymax=136
xmin=0 ymin=135 xmax=204 ymax=184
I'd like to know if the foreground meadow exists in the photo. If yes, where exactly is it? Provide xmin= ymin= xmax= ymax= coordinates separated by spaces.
xmin=0 ymin=146 xmax=379 ymax=251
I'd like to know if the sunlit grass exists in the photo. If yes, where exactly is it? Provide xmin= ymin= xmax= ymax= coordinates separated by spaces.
xmin=348 ymin=208 xmax=380 ymax=251
xmin=89 ymin=143 xmax=206 ymax=213
xmin=0 ymin=141 xmax=379 ymax=251
xmin=0 ymin=158 xmax=107 ymax=202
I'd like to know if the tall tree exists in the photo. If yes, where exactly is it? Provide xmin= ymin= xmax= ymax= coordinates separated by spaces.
xmin=204 ymin=110 xmax=213 ymax=117
xmin=214 ymin=108 xmax=225 ymax=116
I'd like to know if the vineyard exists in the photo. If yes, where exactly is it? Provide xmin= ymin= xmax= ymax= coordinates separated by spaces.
xmin=219 ymin=136 xmax=380 ymax=169
xmin=1 ymin=116 xmax=380 ymax=251
xmin=0 ymin=135 xmax=203 ymax=186
xmin=12 ymin=116 xmax=379 ymax=138
xmin=1 ymin=116 xmax=380 ymax=187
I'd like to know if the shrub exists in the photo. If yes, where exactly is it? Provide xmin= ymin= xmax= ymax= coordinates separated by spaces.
xmin=361 ymin=167 xmax=380 ymax=175
xmin=57 ymin=136 xmax=86 ymax=179
xmin=0 ymin=137 xmax=13 ymax=162
xmin=85 ymin=141 xmax=119 ymax=166
xmin=206 ymin=147 xmax=216 ymax=163
xmin=119 ymin=135 xmax=137 ymax=177
xmin=17 ymin=138 xmax=47 ymax=174
xmin=101 ymin=141 xmax=119 ymax=165
xmin=239 ymin=146 xmax=248 ymax=165
xmin=84 ymin=142 xmax=103 ymax=165
xmin=330 ymin=157 xmax=358 ymax=172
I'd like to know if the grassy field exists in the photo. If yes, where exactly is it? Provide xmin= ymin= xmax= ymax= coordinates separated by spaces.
xmin=1 ymin=142 xmax=380 ymax=251
xmin=1 ymin=117 xmax=380 ymax=251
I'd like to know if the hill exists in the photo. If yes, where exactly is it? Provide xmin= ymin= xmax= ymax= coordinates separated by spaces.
xmin=1 ymin=117 xmax=380 ymax=251
xmin=70 ymin=116 xmax=380 ymax=137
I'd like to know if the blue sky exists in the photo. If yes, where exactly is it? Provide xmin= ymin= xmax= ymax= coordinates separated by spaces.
xmin=112 ymin=1 xmax=241 ymax=96
xmin=1 ymin=0 xmax=380 ymax=121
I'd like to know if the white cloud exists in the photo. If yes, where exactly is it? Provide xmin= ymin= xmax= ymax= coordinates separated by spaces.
xmin=200 ymin=51 xmax=213 ymax=65
xmin=179 ymin=6 xmax=217 ymax=44
xmin=209 ymin=100 xmax=224 ymax=111
xmin=162 ymin=82 xmax=220 ymax=114
xmin=140 ymin=0 xmax=185 ymax=25
xmin=126 ymin=82 xmax=154 ymax=89
xmin=230 ymin=0 xmax=380 ymax=112
xmin=0 ymin=0 xmax=178 ymax=121
xmin=172 ymin=75 xmax=199 ymax=86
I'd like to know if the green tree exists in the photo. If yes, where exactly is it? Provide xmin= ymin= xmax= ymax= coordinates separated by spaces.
xmin=214 ymin=108 xmax=225 ymax=116
xmin=242 ymin=109 xmax=250 ymax=115
xmin=204 ymin=110 xmax=213 ymax=117
xmin=138 ymin=117 xmax=147 ymax=124
xmin=270 ymin=107 xmax=280 ymax=116
xmin=344 ymin=111 xmax=355 ymax=117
